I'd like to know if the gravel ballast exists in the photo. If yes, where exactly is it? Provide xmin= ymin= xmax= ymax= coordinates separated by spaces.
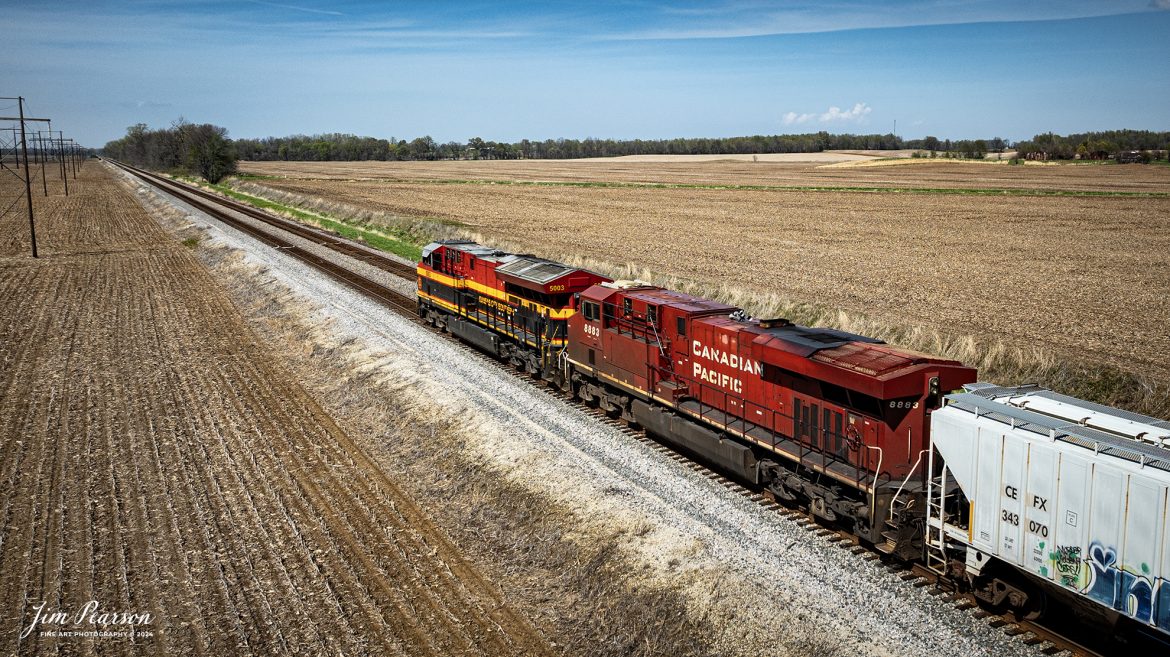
xmin=119 ymin=163 xmax=1050 ymax=657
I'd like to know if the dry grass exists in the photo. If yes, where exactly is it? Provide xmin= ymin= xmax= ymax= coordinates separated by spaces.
xmin=228 ymin=160 xmax=1170 ymax=417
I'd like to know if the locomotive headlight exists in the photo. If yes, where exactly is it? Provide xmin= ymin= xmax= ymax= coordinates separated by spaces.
xmin=928 ymin=376 xmax=941 ymax=408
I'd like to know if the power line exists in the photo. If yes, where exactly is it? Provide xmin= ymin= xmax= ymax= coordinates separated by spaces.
xmin=1 ymin=96 xmax=59 ymax=258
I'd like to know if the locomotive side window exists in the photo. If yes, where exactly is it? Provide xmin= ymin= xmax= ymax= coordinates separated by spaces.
xmin=623 ymin=298 xmax=632 ymax=316
xmin=677 ymin=317 xmax=686 ymax=337
xmin=647 ymin=305 xmax=657 ymax=324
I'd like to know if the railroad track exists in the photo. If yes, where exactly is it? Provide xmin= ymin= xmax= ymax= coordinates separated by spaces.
xmin=111 ymin=160 xmax=417 ymax=280
xmin=111 ymin=160 xmax=418 ymax=316
xmin=114 ymin=160 xmax=1104 ymax=657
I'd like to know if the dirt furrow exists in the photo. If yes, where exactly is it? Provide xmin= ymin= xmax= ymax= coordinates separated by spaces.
xmin=154 ymin=309 xmax=390 ymax=655
xmin=239 ymin=363 xmax=552 ymax=657
xmin=161 ymin=363 xmax=366 ymax=655
xmin=221 ymin=351 xmax=511 ymax=650
xmin=0 ymin=266 xmax=66 ymax=653
xmin=202 ymin=361 xmax=424 ymax=655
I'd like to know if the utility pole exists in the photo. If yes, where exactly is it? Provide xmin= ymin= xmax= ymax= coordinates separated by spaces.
xmin=2 ymin=97 xmax=52 ymax=257
xmin=0 ymin=127 xmax=10 ymax=174
xmin=18 ymin=97 xmax=36 ymax=257
xmin=68 ymin=139 xmax=78 ymax=177
xmin=54 ymin=131 xmax=68 ymax=196
xmin=35 ymin=130 xmax=49 ymax=196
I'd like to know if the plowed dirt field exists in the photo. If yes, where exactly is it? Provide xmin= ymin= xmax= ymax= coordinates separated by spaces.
xmin=0 ymin=166 xmax=552 ymax=656
xmin=241 ymin=158 xmax=1170 ymax=192
xmin=237 ymin=160 xmax=1170 ymax=384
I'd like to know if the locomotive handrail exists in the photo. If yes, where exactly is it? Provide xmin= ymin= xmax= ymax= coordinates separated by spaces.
xmin=678 ymin=377 xmax=876 ymax=492
xmin=888 ymin=448 xmax=929 ymax=521
xmin=863 ymin=445 xmax=884 ymax=524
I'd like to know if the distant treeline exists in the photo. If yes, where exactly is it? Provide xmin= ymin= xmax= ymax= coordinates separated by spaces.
xmin=1013 ymin=130 xmax=1170 ymax=161
xmin=103 ymin=121 xmax=238 ymax=183
xmin=110 ymin=122 xmax=1170 ymax=169
xmin=236 ymin=132 xmax=920 ymax=162
xmin=233 ymin=130 xmax=1168 ymax=162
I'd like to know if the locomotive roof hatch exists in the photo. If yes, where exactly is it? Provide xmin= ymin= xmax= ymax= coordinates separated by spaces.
xmin=750 ymin=325 xmax=881 ymax=358
xmin=496 ymin=257 xmax=574 ymax=284
xmin=421 ymin=240 xmax=501 ymax=260
xmin=609 ymin=285 xmax=740 ymax=316
xmin=495 ymin=255 xmax=608 ymax=294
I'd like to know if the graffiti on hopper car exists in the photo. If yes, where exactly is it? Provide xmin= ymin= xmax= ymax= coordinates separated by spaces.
xmin=1052 ymin=545 xmax=1082 ymax=587
xmin=1081 ymin=541 xmax=1170 ymax=631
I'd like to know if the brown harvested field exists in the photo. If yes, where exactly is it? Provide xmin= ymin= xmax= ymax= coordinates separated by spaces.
xmin=241 ymin=157 xmax=1170 ymax=192
xmin=236 ymin=159 xmax=1170 ymax=391
xmin=0 ymin=166 xmax=553 ymax=656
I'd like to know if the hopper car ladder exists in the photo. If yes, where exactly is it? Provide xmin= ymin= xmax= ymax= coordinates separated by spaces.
xmin=924 ymin=447 xmax=953 ymax=575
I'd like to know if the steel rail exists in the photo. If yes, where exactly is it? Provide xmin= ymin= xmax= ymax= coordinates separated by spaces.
xmin=112 ymin=160 xmax=418 ymax=317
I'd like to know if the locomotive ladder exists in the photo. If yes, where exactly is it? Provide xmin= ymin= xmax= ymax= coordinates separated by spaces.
xmin=924 ymin=447 xmax=952 ymax=575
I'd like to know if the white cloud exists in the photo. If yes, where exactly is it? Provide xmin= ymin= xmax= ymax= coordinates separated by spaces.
xmin=782 ymin=111 xmax=814 ymax=125
xmin=783 ymin=103 xmax=872 ymax=126
xmin=820 ymin=103 xmax=872 ymax=123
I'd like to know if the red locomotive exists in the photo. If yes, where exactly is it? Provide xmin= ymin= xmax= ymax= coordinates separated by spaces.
xmin=565 ymin=280 xmax=975 ymax=547
xmin=418 ymin=241 xmax=976 ymax=548
xmin=416 ymin=240 xmax=608 ymax=375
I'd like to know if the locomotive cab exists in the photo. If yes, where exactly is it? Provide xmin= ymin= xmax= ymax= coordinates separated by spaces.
xmin=416 ymin=240 xmax=609 ymax=378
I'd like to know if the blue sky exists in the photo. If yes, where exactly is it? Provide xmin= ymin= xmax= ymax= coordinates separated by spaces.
xmin=3 ymin=1 xmax=1169 ymax=147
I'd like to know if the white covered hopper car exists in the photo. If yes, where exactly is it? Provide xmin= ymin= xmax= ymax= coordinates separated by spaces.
xmin=927 ymin=383 xmax=1170 ymax=637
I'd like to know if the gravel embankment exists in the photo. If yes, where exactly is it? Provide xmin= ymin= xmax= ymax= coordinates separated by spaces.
xmin=118 ymin=163 xmax=1050 ymax=657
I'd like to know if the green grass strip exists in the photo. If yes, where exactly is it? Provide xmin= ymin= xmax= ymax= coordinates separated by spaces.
xmin=180 ymin=176 xmax=422 ymax=261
